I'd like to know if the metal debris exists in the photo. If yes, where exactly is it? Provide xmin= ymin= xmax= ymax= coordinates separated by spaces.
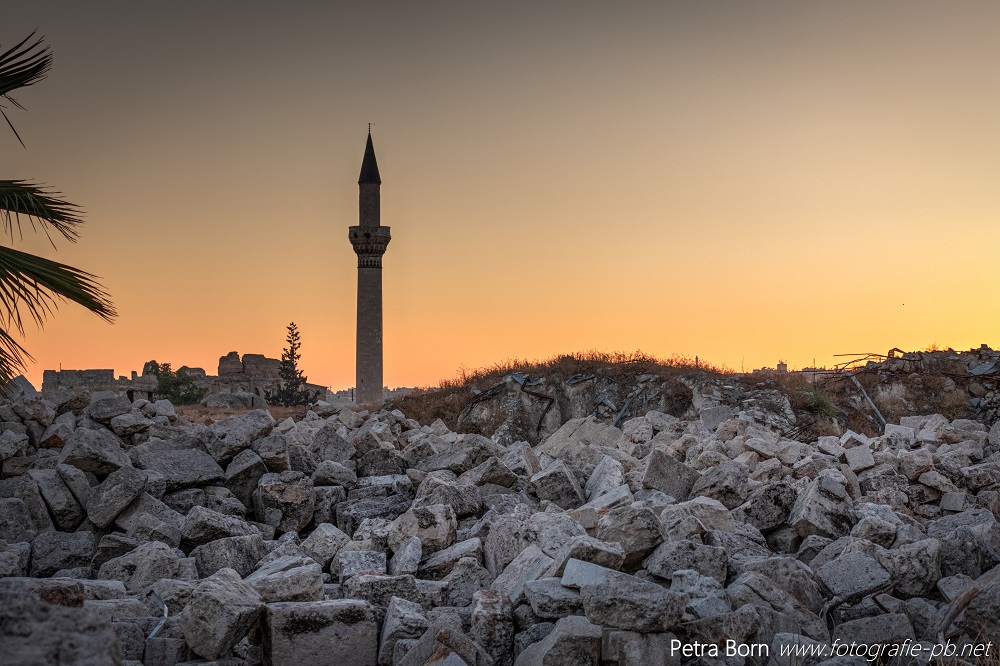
xmin=971 ymin=361 xmax=997 ymax=376
xmin=147 ymin=592 xmax=168 ymax=639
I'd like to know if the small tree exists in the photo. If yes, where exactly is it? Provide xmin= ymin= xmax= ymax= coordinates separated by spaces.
xmin=149 ymin=362 xmax=206 ymax=405
xmin=266 ymin=322 xmax=320 ymax=406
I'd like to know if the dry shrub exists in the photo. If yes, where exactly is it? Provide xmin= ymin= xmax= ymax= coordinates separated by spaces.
xmin=902 ymin=375 xmax=971 ymax=421
xmin=175 ymin=403 xmax=308 ymax=424
xmin=440 ymin=350 xmax=730 ymax=390
xmin=874 ymin=395 xmax=909 ymax=427
xmin=397 ymin=349 xmax=728 ymax=430
xmin=397 ymin=389 xmax=467 ymax=431
xmin=940 ymin=390 xmax=972 ymax=420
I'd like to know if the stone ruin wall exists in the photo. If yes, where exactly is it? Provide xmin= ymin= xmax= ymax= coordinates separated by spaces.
xmin=41 ymin=369 xmax=157 ymax=401
xmin=41 ymin=351 xmax=286 ymax=400
xmin=203 ymin=352 xmax=283 ymax=396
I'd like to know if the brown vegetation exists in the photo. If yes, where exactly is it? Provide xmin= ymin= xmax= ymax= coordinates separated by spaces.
xmin=396 ymin=349 xmax=728 ymax=430
xmin=175 ymin=404 xmax=308 ymax=425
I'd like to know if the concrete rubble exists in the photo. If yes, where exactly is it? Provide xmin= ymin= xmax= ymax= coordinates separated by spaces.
xmin=0 ymin=384 xmax=998 ymax=665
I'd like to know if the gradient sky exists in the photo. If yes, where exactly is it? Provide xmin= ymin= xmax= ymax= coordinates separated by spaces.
xmin=4 ymin=1 xmax=999 ymax=390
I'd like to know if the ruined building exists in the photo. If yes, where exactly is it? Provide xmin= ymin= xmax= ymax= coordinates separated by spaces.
xmin=41 ymin=369 xmax=157 ymax=402
xmin=348 ymin=129 xmax=391 ymax=405
xmin=42 ymin=351 xmax=324 ymax=401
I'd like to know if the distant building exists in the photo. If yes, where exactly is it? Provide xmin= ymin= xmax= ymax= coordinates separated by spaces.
xmin=751 ymin=361 xmax=789 ymax=376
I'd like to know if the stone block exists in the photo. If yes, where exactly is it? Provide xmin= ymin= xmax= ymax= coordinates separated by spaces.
xmin=0 ymin=592 xmax=122 ymax=664
xmin=471 ymin=589 xmax=514 ymax=666
xmin=264 ymin=599 xmax=377 ymax=666
xmin=342 ymin=573 xmax=421 ymax=621
xmin=832 ymin=613 xmax=914 ymax=645
xmin=644 ymin=539 xmax=728 ymax=585
xmin=204 ymin=408 xmax=275 ymax=464
xmin=530 ymin=460 xmax=586 ymax=509
xmin=245 ymin=555 xmax=323 ymax=603
xmin=379 ymin=596 xmax=429 ymax=666
xmin=596 ymin=504 xmax=663 ymax=570
xmin=192 ymin=533 xmax=266 ymax=578
xmin=387 ymin=504 xmax=457 ymax=554
xmin=181 ymin=505 xmax=256 ymax=546
xmin=512 ymin=615 xmax=602 ymax=666
xmin=86 ymin=465 xmax=147 ymax=528
xmin=491 ymin=544 xmax=554 ymax=606
xmin=327 ymin=478 xmax=382 ymax=521
xmin=843 ymin=445 xmax=875 ymax=472
xmin=30 ymin=530 xmax=95 ymax=577
xmin=544 ymin=534 xmax=625 ymax=578
xmin=338 ymin=549 xmax=387 ymax=583
xmin=689 ymin=460 xmax=750 ymax=509
xmin=641 ymin=449 xmax=700 ymax=501
xmin=602 ymin=630 xmax=680 ymax=666
xmin=442 ymin=556 xmax=494 ymax=607
xmin=301 ymin=522 xmax=351 ymax=570
xmin=585 ymin=455 xmax=625 ymax=501
xmin=254 ymin=471 xmax=315 ymax=534
xmin=560 ymin=558 xmax=631 ymax=589
xmin=59 ymin=428 xmax=131 ymax=475
xmin=225 ymin=448 xmax=267 ymax=509
xmin=98 ymin=540 xmax=179 ymax=594
xmin=179 ymin=567 xmax=262 ymax=659
xmin=523 ymin=578 xmax=583 ymax=619
xmin=142 ymin=637 xmax=189 ymax=666
xmin=389 ymin=535 xmax=422 ymax=576
xmin=580 ymin=576 xmax=684 ymax=633
xmin=419 ymin=537 xmax=482 ymax=580
xmin=815 ymin=552 xmax=891 ymax=597
xmin=27 ymin=468 xmax=85 ymax=530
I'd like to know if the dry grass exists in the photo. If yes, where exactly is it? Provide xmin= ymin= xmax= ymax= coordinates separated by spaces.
xmin=175 ymin=404 xmax=309 ymax=425
xmin=396 ymin=349 xmax=729 ymax=429
xmin=440 ymin=349 xmax=730 ymax=389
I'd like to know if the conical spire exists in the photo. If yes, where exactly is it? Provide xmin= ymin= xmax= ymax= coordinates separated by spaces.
xmin=358 ymin=129 xmax=381 ymax=184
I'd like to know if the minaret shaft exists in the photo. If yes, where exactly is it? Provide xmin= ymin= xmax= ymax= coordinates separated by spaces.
xmin=355 ymin=266 xmax=383 ymax=403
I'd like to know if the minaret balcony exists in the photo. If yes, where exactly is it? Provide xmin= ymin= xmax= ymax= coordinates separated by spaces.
xmin=349 ymin=225 xmax=391 ymax=262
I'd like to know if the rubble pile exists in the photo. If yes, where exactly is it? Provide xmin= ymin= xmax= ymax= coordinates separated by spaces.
xmin=861 ymin=345 xmax=1000 ymax=424
xmin=1 ymin=386 xmax=999 ymax=666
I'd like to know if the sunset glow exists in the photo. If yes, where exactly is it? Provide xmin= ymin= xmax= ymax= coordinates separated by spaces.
xmin=5 ymin=1 xmax=999 ymax=391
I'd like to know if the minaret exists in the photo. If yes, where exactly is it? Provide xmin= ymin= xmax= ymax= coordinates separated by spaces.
xmin=349 ymin=130 xmax=391 ymax=405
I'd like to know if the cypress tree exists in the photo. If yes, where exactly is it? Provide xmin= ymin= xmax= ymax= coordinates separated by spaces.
xmin=267 ymin=322 xmax=319 ymax=406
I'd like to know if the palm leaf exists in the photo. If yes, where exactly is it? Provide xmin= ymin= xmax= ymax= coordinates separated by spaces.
xmin=0 ymin=180 xmax=83 ymax=245
xmin=0 ymin=245 xmax=115 ymax=336
xmin=0 ymin=325 xmax=31 ymax=387
xmin=0 ymin=32 xmax=51 ymax=148
xmin=0 ymin=33 xmax=116 ymax=388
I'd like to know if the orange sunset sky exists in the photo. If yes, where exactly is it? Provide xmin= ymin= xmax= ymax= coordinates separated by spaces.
xmin=4 ymin=1 xmax=999 ymax=391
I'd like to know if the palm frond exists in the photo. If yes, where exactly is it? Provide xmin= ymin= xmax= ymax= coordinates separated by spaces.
xmin=0 ymin=32 xmax=51 ymax=148
xmin=0 ymin=180 xmax=83 ymax=245
xmin=0 ymin=245 xmax=116 ymax=336
xmin=0 ymin=325 xmax=31 ymax=387
xmin=0 ymin=32 xmax=50 ymax=96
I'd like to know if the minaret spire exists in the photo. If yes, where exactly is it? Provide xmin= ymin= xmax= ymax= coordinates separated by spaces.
xmin=358 ymin=128 xmax=381 ymax=186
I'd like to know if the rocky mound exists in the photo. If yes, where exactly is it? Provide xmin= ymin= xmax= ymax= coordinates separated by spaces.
xmin=1 ymin=388 xmax=998 ymax=665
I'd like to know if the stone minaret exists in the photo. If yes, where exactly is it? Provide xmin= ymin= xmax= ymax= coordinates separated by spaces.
xmin=349 ymin=130 xmax=391 ymax=404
